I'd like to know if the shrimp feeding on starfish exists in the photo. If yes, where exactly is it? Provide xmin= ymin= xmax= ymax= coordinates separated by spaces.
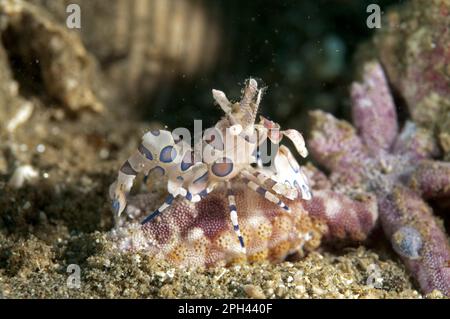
xmin=109 ymin=79 xmax=312 ymax=253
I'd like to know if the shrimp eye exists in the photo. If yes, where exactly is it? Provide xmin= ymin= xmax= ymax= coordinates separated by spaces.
xmin=211 ymin=157 xmax=234 ymax=177
xmin=160 ymin=145 xmax=177 ymax=163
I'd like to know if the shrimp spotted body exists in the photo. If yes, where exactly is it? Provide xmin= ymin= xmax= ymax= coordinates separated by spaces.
xmin=110 ymin=79 xmax=312 ymax=254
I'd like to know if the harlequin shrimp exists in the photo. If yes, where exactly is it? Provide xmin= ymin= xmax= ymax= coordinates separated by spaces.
xmin=110 ymin=79 xmax=312 ymax=254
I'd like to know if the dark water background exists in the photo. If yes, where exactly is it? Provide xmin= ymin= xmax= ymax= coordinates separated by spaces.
xmin=143 ymin=0 xmax=401 ymax=131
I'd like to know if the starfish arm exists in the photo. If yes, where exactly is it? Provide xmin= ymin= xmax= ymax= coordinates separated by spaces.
xmin=308 ymin=110 xmax=369 ymax=179
xmin=378 ymin=186 xmax=450 ymax=296
xmin=409 ymin=160 xmax=450 ymax=199
xmin=302 ymin=189 xmax=378 ymax=243
xmin=393 ymin=121 xmax=441 ymax=160
xmin=302 ymin=165 xmax=378 ymax=242
xmin=351 ymin=61 xmax=398 ymax=155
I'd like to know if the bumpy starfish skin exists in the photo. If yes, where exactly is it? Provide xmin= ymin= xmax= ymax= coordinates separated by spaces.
xmin=302 ymin=165 xmax=378 ymax=242
xmin=111 ymin=176 xmax=378 ymax=268
xmin=309 ymin=61 xmax=450 ymax=296
xmin=408 ymin=161 xmax=450 ymax=199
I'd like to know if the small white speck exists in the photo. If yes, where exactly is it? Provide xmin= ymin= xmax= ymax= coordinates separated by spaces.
xmin=66 ymin=78 xmax=78 ymax=90
xmin=8 ymin=165 xmax=38 ymax=188
xmin=133 ymin=255 xmax=141 ymax=264
xmin=36 ymin=144 xmax=46 ymax=153
xmin=167 ymin=269 xmax=175 ymax=278
xmin=215 ymin=269 xmax=227 ymax=280
xmin=6 ymin=102 xmax=34 ymax=133
xmin=99 ymin=148 xmax=109 ymax=159
xmin=360 ymin=98 xmax=373 ymax=108
xmin=304 ymin=232 xmax=313 ymax=241
xmin=155 ymin=271 xmax=166 ymax=279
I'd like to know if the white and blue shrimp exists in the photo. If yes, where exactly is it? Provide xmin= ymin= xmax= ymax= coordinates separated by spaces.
xmin=110 ymin=79 xmax=312 ymax=254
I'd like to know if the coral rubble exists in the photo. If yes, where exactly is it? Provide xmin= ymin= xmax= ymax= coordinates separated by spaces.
xmin=0 ymin=0 xmax=102 ymax=113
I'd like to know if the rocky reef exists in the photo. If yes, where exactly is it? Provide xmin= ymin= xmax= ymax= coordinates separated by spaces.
xmin=0 ymin=0 xmax=102 ymax=113
xmin=27 ymin=0 xmax=221 ymax=100
xmin=363 ymin=0 xmax=450 ymax=160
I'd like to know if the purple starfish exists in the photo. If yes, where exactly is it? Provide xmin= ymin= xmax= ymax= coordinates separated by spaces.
xmin=308 ymin=61 xmax=450 ymax=296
